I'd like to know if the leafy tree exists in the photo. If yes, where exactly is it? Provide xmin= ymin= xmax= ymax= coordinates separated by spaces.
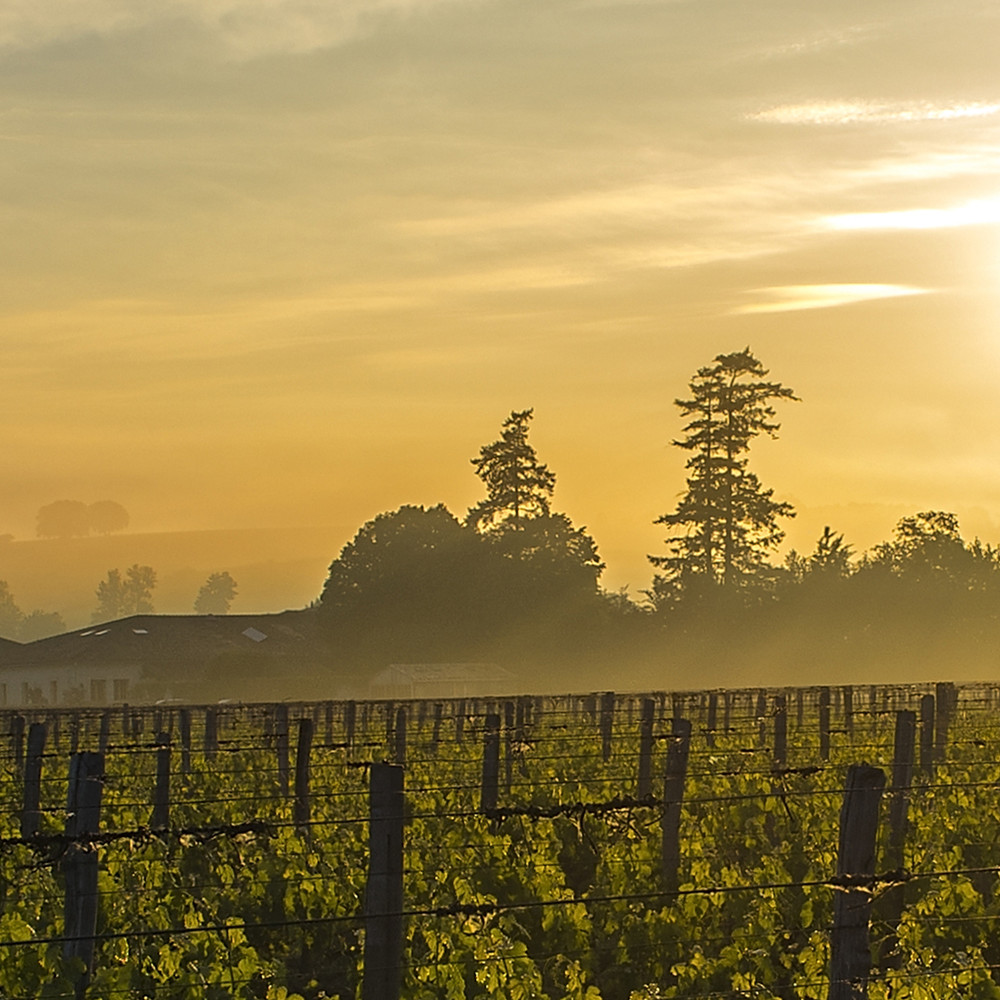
xmin=466 ymin=409 xmax=556 ymax=534
xmin=17 ymin=610 xmax=66 ymax=642
xmin=319 ymin=504 xmax=488 ymax=662
xmin=87 ymin=500 xmax=130 ymax=535
xmin=36 ymin=500 xmax=91 ymax=538
xmin=92 ymin=564 xmax=156 ymax=623
xmin=0 ymin=581 xmax=23 ymax=639
xmin=194 ymin=572 xmax=238 ymax=615
xmin=650 ymin=348 xmax=798 ymax=601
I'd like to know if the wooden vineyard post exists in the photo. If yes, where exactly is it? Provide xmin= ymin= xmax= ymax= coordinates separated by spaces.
xmin=98 ymin=712 xmax=110 ymax=755
xmin=324 ymin=701 xmax=334 ymax=747
xmin=295 ymin=717 xmax=314 ymax=831
xmin=481 ymin=713 xmax=501 ymax=813
xmin=431 ymin=703 xmax=443 ymax=754
xmin=600 ymin=691 xmax=615 ymax=762
xmin=63 ymin=751 xmax=104 ymax=998
xmin=819 ymin=687 xmax=832 ymax=761
xmin=723 ymin=691 xmax=732 ymax=735
xmin=878 ymin=710 xmax=916 ymax=970
xmin=179 ymin=709 xmax=192 ymax=777
xmin=345 ymin=701 xmax=357 ymax=753
xmin=393 ymin=707 xmax=407 ymax=766
xmin=204 ymin=707 xmax=218 ymax=758
xmin=151 ymin=732 xmax=171 ymax=831
xmin=843 ymin=686 xmax=854 ymax=737
xmin=706 ymin=692 xmax=718 ymax=749
xmin=796 ymin=688 xmax=804 ymax=731
xmin=661 ymin=717 xmax=691 ymax=894
xmin=384 ymin=702 xmax=395 ymax=758
xmin=276 ymin=705 xmax=290 ymax=797
xmin=121 ymin=703 xmax=130 ymax=739
xmin=637 ymin=698 xmax=655 ymax=799
xmin=363 ymin=762 xmax=404 ymax=1000
xmin=919 ymin=694 xmax=934 ymax=777
xmin=503 ymin=701 xmax=515 ymax=793
xmin=773 ymin=694 xmax=788 ymax=769
xmin=21 ymin=722 xmax=47 ymax=839
xmin=455 ymin=700 xmax=466 ymax=743
xmin=755 ymin=690 xmax=767 ymax=746
xmin=828 ymin=763 xmax=886 ymax=1000
xmin=11 ymin=715 xmax=25 ymax=769
xmin=934 ymin=682 xmax=954 ymax=763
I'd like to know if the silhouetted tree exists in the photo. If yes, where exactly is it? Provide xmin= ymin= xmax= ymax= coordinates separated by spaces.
xmin=92 ymin=564 xmax=156 ymax=623
xmin=87 ymin=500 xmax=130 ymax=535
xmin=0 ymin=581 xmax=22 ymax=639
xmin=466 ymin=409 xmax=556 ymax=535
xmin=785 ymin=526 xmax=854 ymax=583
xmin=649 ymin=348 xmax=797 ymax=602
xmin=319 ymin=504 xmax=488 ymax=662
xmin=36 ymin=500 xmax=91 ymax=539
xmin=194 ymin=572 xmax=238 ymax=615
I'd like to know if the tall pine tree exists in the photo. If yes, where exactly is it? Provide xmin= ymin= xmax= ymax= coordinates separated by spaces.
xmin=466 ymin=409 xmax=556 ymax=533
xmin=650 ymin=348 xmax=797 ymax=601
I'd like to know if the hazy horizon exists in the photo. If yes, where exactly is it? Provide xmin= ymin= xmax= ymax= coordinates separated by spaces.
xmin=5 ymin=0 xmax=1000 ymax=598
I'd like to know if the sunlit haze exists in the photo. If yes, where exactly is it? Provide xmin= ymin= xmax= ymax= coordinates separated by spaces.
xmin=4 ymin=0 xmax=1000 ymax=616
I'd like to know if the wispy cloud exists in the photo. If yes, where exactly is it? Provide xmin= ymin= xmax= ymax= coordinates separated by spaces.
xmin=825 ymin=196 xmax=1000 ymax=231
xmin=734 ymin=284 xmax=929 ymax=315
xmin=749 ymin=101 xmax=1000 ymax=126
xmin=0 ymin=0 xmax=462 ymax=56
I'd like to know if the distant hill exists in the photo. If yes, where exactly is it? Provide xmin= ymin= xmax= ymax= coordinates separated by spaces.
xmin=0 ymin=526 xmax=355 ymax=631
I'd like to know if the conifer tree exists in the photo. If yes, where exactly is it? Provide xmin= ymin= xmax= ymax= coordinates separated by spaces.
xmin=650 ymin=348 xmax=797 ymax=599
xmin=466 ymin=409 xmax=556 ymax=533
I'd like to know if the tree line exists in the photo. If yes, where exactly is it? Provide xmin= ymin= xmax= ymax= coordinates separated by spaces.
xmin=317 ymin=349 xmax=1000 ymax=684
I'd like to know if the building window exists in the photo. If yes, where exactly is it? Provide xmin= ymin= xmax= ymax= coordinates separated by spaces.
xmin=113 ymin=678 xmax=129 ymax=702
xmin=90 ymin=679 xmax=107 ymax=704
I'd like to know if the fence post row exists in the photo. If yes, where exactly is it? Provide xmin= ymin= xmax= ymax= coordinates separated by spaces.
xmin=64 ymin=751 xmax=104 ymax=999
xmin=363 ymin=762 xmax=404 ymax=1000
xmin=661 ymin=717 xmax=692 ymax=893
xmin=828 ymin=763 xmax=886 ymax=1000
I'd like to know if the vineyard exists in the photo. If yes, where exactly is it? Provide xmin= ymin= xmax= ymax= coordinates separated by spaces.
xmin=2 ymin=683 xmax=1000 ymax=999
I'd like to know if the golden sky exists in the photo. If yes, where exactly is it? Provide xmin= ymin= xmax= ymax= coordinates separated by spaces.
xmin=5 ymin=0 xmax=1000 ymax=594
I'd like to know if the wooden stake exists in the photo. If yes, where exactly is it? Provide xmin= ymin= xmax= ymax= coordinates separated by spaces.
xmin=637 ymin=698 xmax=655 ymax=799
xmin=363 ymin=763 xmax=404 ymax=1000
xmin=661 ymin=717 xmax=691 ymax=893
xmin=481 ymin=713 xmax=501 ymax=813
xmin=21 ymin=722 xmax=46 ymax=839
xmin=828 ymin=763 xmax=886 ymax=1000
xmin=295 ymin=717 xmax=314 ymax=831
xmin=151 ymin=732 xmax=170 ymax=831
xmin=63 ymin=751 xmax=104 ymax=998
xmin=919 ymin=694 xmax=934 ymax=777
